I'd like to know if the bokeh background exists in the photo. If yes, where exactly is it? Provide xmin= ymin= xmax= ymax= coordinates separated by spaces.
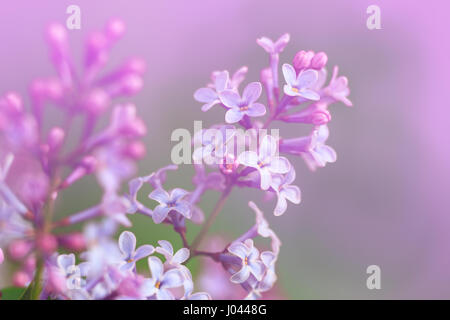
xmin=1 ymin=0 xmax=449 ymax=299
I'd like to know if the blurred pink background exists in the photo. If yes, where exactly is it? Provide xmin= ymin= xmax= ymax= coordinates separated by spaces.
xmin=0 ymin=0 xmax=449 ymax=298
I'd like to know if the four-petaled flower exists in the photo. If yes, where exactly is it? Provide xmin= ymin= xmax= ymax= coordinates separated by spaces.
xmin=194 ymin=71 xmax=229 ymax=111
xmin=238 ymin=135 xmax=291 ymax=190
xmin=219 ymin=82 xmax=266 ymax=124
xmin=141 ymin=256 xmax=184 ymax=300
xmin=270 ymin=168 xmax=301 ymax=216
xmin=149 ymin=188 xmax=191 ymax=224
xmin=282 ymin=63 xmax=320 ymax=100
xmin=118 ymin=231 xmax=154 ymax=271
xmin=303 ymin=125 xmax=337 ymax=171
xmin=227 ymin=239 xmax=264 ymax=284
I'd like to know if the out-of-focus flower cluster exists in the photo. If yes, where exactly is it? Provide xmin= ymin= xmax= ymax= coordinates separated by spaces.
xmin=0 ymin=23 xmax=351 ymax=300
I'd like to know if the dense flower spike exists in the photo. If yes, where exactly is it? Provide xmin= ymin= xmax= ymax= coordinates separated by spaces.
xmin=0 ymin=20 xmax=351 ymax=300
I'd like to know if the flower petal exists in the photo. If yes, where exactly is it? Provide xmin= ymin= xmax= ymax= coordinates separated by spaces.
xmin=214 ymin=71 xmax=229 ymax=92
xmin=194 ymin=87 xmax=217 ymax=103
xmin=237 ymin=151 xmax=259 ymax=167
xmin=256 ymin=36 xmax=275 ymax=53
xmin=259 ymin=135 xmax=278 ymax=159
xmin=225 ymin=108 xmax=244 ymax=124
xmin=189 ymin=292 xmax=211 ymax=300
xmin=259 ymin=167 xmax=272 ymax=190
xmin=297 ymin=69 xmax=318 ymax=88
xmin=134 ymin=244 xmax=155 ymax=261
xmin=219 ymin=90 xmax=240 ymax=108
xmin=162 ymin=269 xmax=184 ymax=289
xmin=274 ymin=194 xmax=288 ymax=216
xmin=149 ymin=188 xmax=170 ymax=204
xmin=157 ymin=288 xmax=175 ymax=300
xmin=246 ymin=103 xmax=266 ymax=117
xmin=170 ymin=188 xmax=189 ymax=202
xmin=156 ymin=240 xmax=174 ymax=258
xmin=242 ymin=82 xmax=262 ymax=104
xmin=57 ymin=254 xmax=75 ymax=271
xmin=268 ymin=157 xmax=291 ymax=174
xmin=299 ymin=88 xmax=320 ymax=101
xmin=152 ymin=205 xmax=170 ymax=224
xmin=118 ymin=231 xmax=136 ymax=257
xmin=201 ymin=100 xmax=220 ymax=112
xmin=172 ymin=248 xmax=190 ymax=264
xmin=148 ymin=256 xmax=164 ymax=279
xmin=228 ymin=242 xmax=249 ymax=260
xmin=283 ymin=85 xmax=303 ymax=97
xmin=282 ymin=64 xmax=297 ymax=86
xmin=249 ymin=261 xmax=265 ymax=281
xmin=230 ymin=266 xmax=250 ymax=283
xmin=281 ymin=185 xmax=301 ymax=204
xmin=174 ymin=200 xmax=191 ymax=219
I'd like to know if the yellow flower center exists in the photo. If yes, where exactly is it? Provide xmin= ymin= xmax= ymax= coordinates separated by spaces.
xmin=244 ymin=257 xmax=248 ymax=265
xmin=155 ymin=281 xmax=161 ymax=289
xmin=127 ymin=258 xmax=134 ymax=263
xmin=291 ymin=87 xmax=299 ymax=93
xmin=240 ymin=105 xmax=249 ymax=111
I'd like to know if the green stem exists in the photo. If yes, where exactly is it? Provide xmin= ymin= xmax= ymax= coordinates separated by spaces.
xmin=190 ymin=186 xmax=232 ymax=252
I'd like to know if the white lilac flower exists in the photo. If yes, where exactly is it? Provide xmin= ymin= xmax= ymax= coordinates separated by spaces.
xmin=141 ymin=256 xmax=184 ymax=300
xmin=192 ymin=125 xmax=236 ymax=165
xmin=194 ymin=71 xmax=229 ymax=111
xmin=149 ymin=187 xmax=191 ymax=224
xmin=256 ymin=34 xmax=290 ymax=55
xmin=238 ymin=135 xmax=291 ymax=190
xmin=269 ymin=168 xmax=301 ymax=216
xmin=302 ymin=125 xmax=337 ymax=171
xmin=56 ymin=253 xmax=90 ymax=290
xmin=323 ymin=66 xmax=353 ymax=106
xmin=282 ymin=63 xmax=320 ymax=100
xmin=227 ymin=239 xmax=265 ymax=284
xmin=219 ymin=82 xmax=267 ymax=124
xmin=245 ymin=251 xmax=278 ymax=300
xmin=118 ymin=231 xmax=154 ymax=271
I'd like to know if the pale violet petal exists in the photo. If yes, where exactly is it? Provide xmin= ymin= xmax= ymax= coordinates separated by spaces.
xmin=148 ymin=256 xmax=164 ymax=279
xmin=282 ymin=63 xmax=297 ymax=86
xmin=149 ymin=188 xmax=170 ymax=204
xmin=172 ymin=248 xmax=190 ymax=264
xmin=246 ymin=103 xmax=266 ymax=117
xmin=162 ymin=269 xmax=184 ymax=289
xmin=219 ymin=90 xmax=240 ymax=108
xmin=118 ymin=231 xmax=136 ymax=257
xmin=225 ymin=108 xmax=244 ymax=124
xmin=268 ymin=157 xmax=291 ymax=174
xmin=297 ymin=69 xmax=319 ymax=88
xmin=194 ymin=87 xmax=217 ymax=103
xmin=230 ymin=266 xmax=251 ymax=284
xmin=237 ymin=151 xmax=259 ymax=167
xmin=152 ymin=205 xmax=170 ymax=224
xmin=242 ymin=82 xmax=262 ymax=104
xmin=134 ymin=245 xmax=155 ymax=260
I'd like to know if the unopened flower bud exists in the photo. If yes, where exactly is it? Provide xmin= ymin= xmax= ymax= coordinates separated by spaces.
xmin=13 ymin=271 xmax=30 ymax=287
xmin=48 ymin=127 xmax=65 ymax=151
xmin=8 ymin=240 xmax=32 ymax=260
xmin=36 ymin=233 xmax=58 ymax=254
xmin=310 ymin=52 xmax=328 ymax=70
xmin=59 ymin=233 xmax=86 ymax=251
xmin=82 ymin=88 xmax=110 ymax=115
xmin=105 ymin=18 xmax=126 ymax=42
xmin=293 ymin=50 xmax=314 ymax=72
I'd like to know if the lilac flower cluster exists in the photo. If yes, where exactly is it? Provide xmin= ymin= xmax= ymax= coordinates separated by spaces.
xmin=0 ymin=23 xmax=351 ymax=300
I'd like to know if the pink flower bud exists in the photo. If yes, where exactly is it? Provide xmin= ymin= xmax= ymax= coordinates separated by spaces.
xmin=120 ymin=74 xmax=144 ymax=95
xmin=123 ymin=58 xmax=147 ymax=75
xmin=46 ymin=23 xmax=68 ymax=48
xmin=13 ymin=271 xmax=30 ymax=287
xmin=0 ymin=248 xmax=4 ymax=264
xmin=59 ymin=233 xmax=86 ymax=251
xmin=0 ymin=92 xmax=23 ymax=114
xmin=280 ymin=103 xmax=331 ymax=125
xmin=110 ymin=104 xmax=147 ymax=137
xmin=310 ymin=52 xmax=328 ymax=70
xmin=48 ymin=127 xmax=65 ymax=151
xmin=24 ymin=256 xmax=36 ymax=272
xmin=8 ymin=240 xmax=32 ymax=260
xmin=36 ymin=233 xmax=58 ymax=254
xmin=124 ymin=141 xmax=146 ymax=160
xmin=293 ymin=50 xmax=314 ymax=72
xmin=105 ymin=18 xmax=126 ymax=42
xmin=82 ymin=88 xmax=110 ymax=114
xmin=220 ymin=154 xmax=239 ymax=175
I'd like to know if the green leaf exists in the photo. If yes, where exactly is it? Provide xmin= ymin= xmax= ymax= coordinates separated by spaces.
xmin=0 ymin=286 xmax=26 ymax=300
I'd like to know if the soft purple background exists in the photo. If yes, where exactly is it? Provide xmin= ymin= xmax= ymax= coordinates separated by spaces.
xmin=0 ymin=0 xmax=449 ymax=299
